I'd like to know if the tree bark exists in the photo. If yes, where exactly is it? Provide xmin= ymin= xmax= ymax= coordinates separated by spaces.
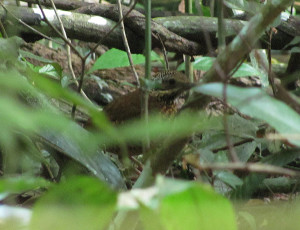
xmin=1 ymin=4 xmax=299 ymax=55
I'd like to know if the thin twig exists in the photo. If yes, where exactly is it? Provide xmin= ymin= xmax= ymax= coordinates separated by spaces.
xmin=46 ymin=0 xmax=92 ymax=103
xmin=36 ymin=0 xmax=91 ymax=117
xmin=155 ymin=32 xmax=169 ymax=70
xmin=192 ymin=162 xmax=300 ymax=178
xmin=143 ymin=0 xmax=151 ymax=153
xmin=73 ymin=0 xmax=139 ymax=116
xmin=71 ymin=58 xmax=86 ymax=118
xmin=84 ymin=0 xmax=138 ymax=60
xmin=117 ymin=0 xmax=140 ymax=86
xmin=212 ymin=138 xmax=254 ymax=153
xmin=0 ymin=2 xmax=63 ymax=44
xmin=35 ymin=0 xmax=82 ymax=57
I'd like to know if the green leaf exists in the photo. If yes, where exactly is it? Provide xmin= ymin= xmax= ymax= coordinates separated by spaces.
xmin=177 ymin=56 xmax=214 ymax=71
xmin=194 ymin=83 xmax=300 ymax=147
xmin=178 ymin=57 xmax=260 ymax=78
xmin=93 ymin=112 xmax=223 ymax=148
xmin=129 ymin=177 xmax=237 ymax=230
xmin=38 ymin=123 xmax=126 ymax=190
xmin=232 ymin=148 xmax=300 ymax=199
xmin=20 ymin=49 xmax=54 ymax=63
xmin=216 ymin=171 xmax=243 ymax=189
xmin=231 ymin=63 xmax=260 ymax=78
xmin=30 ymin=176 xmax=117 ymax=230
xmin=235 ymin=141 xmax=257 ymax=162
xmin=0 ymin=36 xmax=23 ymax=61
xmin=38 ymin=63 xmax=63 ymax=78
xmin=0 ymin=68 xmax=124 ymax=189
xmin=156 ymin=178 xmax=237 ymax=230
xmin=88 ymin=48 xmax=145 ymax=73
xmin=0 ymin=176 xmax=51 ymax=194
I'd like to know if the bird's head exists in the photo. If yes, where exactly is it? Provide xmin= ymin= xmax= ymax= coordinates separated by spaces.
xmin=150 ymin=71 xmax=195 ymax=102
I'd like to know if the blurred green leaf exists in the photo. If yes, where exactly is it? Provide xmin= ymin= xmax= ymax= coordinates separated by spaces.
xmin=93 ymin=112 xmax=223 ymax=148
xmin=0 ymin=176 xmax=51 ymax=194
xmin=30 ymin=176 xmax=117 ymax=230
xmin=0 ymin=36 xmax=23 ymax=61
xmin=38 ymin=124 xmax=126 ymax=190
xmin=0 ymin=61 xmax=124 ymax=188
xmin=139 ymin=177 xmax=237 ymax=230
xmin=0 ymin=176 xmax=52 ymax=197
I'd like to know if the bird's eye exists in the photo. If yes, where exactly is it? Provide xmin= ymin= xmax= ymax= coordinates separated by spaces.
xmin=168 ymin=78 xmax=176 ymax=85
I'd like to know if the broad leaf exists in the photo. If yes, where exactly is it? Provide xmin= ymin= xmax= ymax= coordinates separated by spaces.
xmin=88 ymin=48 xmax=145 ymax=73
xmin=177 ymin=57 xmax=260 ymax=78
xmin=194 ymin=83 xmax=300 ymax=147
xmin=30 ymin=177 xmax=117 ymax=230
xmin=139 ymin=177 xmax=237 ymax=230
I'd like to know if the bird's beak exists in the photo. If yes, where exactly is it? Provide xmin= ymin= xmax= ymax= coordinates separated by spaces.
xmin=178 ymin=82 xmax=197 ymax=91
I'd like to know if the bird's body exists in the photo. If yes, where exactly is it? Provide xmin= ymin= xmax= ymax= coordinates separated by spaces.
xmin=104 ymin=71 xmax=193 ymax=123
xmin=92 ymin=71 xmax=194 ymax=156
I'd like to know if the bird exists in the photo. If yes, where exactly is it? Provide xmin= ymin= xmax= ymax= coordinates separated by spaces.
xmin=104 ymin=70 xmax=194 ymax=123
xmin=90 ymin=70 xmax=195 ymax=156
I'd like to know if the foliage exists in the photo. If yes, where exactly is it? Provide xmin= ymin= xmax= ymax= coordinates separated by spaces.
xmin=0 ymin=0 xmax=299 ymax=229
xmin=89 ymin=48 xmax=146 ymax=73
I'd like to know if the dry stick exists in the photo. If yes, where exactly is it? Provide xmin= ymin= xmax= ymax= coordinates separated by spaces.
xmin=35 ymin=1 xmax=81 ymax=57
xmin=83 ymin=0 xmax=138 ymax=60
xmin=36 ymin=1 xmax=91 ymax=118
xmin=73 ymin=0 xmax=139 ymax=116
xmin=212 ymin=138 xmax=254 ymax=153
xmin=43 ymin=0 xmax=92 ymax=103
xmin=117 ymin=0 xmax=140 ymax=86
xmin=155 ymin=33 xmax=169 ymax=70
xmin=192 ymin=162 xmax=300 ymax=177
xmin=48 ymin=0 xmax=90 ymax=100
xmin=69 ymin=0 xmax=139 ymax=118
xmin=0 ymin=2 xmax=63 ymax=45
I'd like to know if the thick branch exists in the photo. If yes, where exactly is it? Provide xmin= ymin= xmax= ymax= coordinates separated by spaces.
xmin=22 ymin=0 xmax=300 ymax=52
xmin=23 ymin=0 xmax=187 ymax=18
xmin=154 ymin=16 xmax=297 ymax=51
xmin=1 ymin=5 xmax=144 ymax=53
xmin=75 ymin=4 xmax=204 ymax=55
xmin=2 ymin=4 xmax=299 ymax=54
